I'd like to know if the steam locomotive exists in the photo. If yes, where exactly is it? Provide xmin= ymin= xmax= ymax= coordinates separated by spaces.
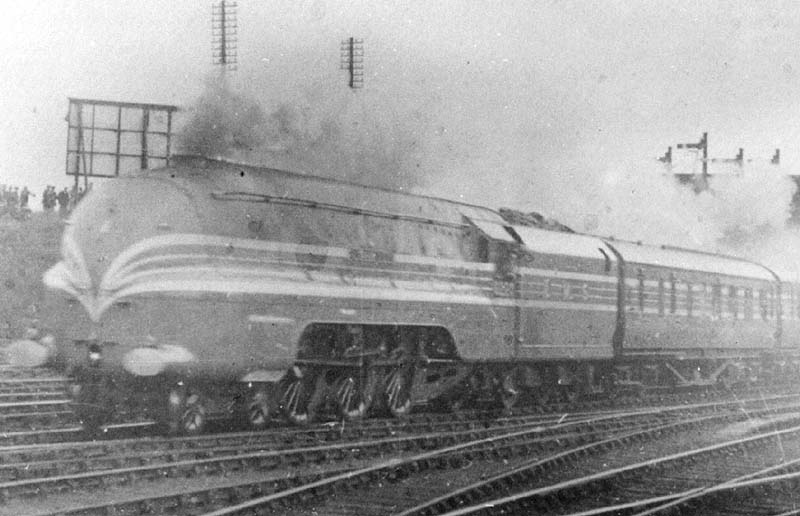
xmin=19 ymin=155 xmax=800 ymax=434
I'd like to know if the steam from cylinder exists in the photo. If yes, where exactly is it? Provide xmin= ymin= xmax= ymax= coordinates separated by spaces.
xmin=5 ymin=335 xmax=55 ymax=368
xmin=122 ymin=345 xmax=196 ymax=377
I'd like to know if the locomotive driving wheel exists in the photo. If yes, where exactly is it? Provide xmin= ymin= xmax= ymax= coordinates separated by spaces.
xmin=280 ymin=369 xmax=326 ymax=425
xmin=384 ymin=366 xmax=414 ymax=418
xmin=334 ymin=367 xmax=378 ymax=421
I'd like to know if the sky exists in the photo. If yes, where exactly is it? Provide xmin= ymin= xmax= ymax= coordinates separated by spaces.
xmin=3 ymin=1 xmax=800 ymax=268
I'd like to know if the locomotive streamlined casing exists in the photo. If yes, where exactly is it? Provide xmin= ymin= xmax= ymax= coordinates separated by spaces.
xmin=43 ymin=156 xmax=530 ymax=390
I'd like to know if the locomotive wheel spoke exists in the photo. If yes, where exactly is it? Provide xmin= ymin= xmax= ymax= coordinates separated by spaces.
xmin=281 ymin=371 xmax=325 ymax=425
xmin=385 ymin=367 xmax=413 ymax=418
xmin=164 ymin=386 xmax=207 ymax=435
xmin=246 ymin=388 xmax=272 ymax=429
xmin=335 ymin=367 xmax=376 ymax=421
xmin=282 ymin=378 xmax=308 ymax=425
xmin=181 ymin=393 xmax=206 ymax=435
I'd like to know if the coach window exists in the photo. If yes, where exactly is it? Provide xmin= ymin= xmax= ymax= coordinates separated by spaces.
xmin=728 ymin=286 xmax=738 ymax=320
xmin=712 ymin=280 xmax=722 ymax=319
xmin=657 ymin=277 xmax=665 ymax=316
xmin=770 ymin=289 xmax=776 ymax=319
xmin=698 ymin=283 xmax=707 ymax=317
xmin=795 ymin=288 xmax=800 ymax=319
xmin=669 ymin=273 xmax=677 ymax=314
xmin=759 ymin=290 xmax=768 ymax=320
xmin=796 ymin=287 xmax=800 ymax=320
xmin=744 ymin=288 xmax=753 ymax=320
xmin=637 ymin=269 xmax=645 ymax=313
xmin=686 ymin=282 xmax=693 ymax=317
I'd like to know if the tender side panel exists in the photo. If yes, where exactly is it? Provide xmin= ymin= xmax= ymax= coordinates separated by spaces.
xmin=512 ymin=227 xmax=617 ymax=361
xmin=515 ymin=257 xmax=617 ymax=360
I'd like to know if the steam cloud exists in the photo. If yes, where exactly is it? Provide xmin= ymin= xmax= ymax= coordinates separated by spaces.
xmin=176 ymin=75 xmax=424 ymax=191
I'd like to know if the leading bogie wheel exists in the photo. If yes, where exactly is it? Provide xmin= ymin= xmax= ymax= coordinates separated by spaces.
xmin=165 ymin=386 xmax=207 ymax=435
xmin=181 ymin=393 xmax=206 ymax=435
xmin=245 ymin=387 xmax=273 ymax=430
xmin=562 ymin=385 xmax=581 ymax=404
xmin=70 ymin=378 xmax=111 ymax=436
xmin=499 ymin=370 xmax=521 ymax=411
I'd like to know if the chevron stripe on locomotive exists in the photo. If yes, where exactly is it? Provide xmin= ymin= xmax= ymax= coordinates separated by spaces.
xmin=27 ymin=155 xmax=800 ymax=433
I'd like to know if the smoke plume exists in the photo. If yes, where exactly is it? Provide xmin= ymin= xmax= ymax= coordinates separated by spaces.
xmin=176 ymin=75 xmax=425 ymax=191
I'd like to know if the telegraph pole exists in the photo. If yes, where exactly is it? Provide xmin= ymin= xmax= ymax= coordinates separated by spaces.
xmin=212 ymin=1 xmax=238 ymax=71
xmin=340 ymin=37 xmax=364 ymax=89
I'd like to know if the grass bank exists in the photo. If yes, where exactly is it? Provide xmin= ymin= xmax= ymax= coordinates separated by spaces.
xmin=0 ymin=213 xmax=63 ymax=339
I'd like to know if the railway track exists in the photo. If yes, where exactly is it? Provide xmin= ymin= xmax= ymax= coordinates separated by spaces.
xmin=522 ymin=416 xmax=800 ymax=516
xmin=197 ymin=397 xmax=800 ymax=516
xmin=0 ymin=369 xmax=750 ymax=447
xmin=0 ymin=368 xmax=76 ymax=441
xmin=5 ymin=394 xmax=796 ymax=516
xmin=0 ymin=408 xmax=664 ymax=506
xmin=382 ymin=410 xmax=800 ymax=516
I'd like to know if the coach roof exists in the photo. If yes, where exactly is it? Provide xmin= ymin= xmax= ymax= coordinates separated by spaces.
xmin=607 ymin=239 xmax=775 ymax=281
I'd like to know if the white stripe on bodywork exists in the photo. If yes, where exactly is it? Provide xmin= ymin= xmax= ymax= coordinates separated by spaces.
xmin=102 ymin=233 xmax=349 ymax=291
xmin=518 ymin=267 xmax=617 ymax=284
xmin=47 ymin=231 xmax=619 ymax=321
xmin=394 ymin=253 xmax=496 ymax=272
xmin=247 ymin=315 xmax=295 ymax=324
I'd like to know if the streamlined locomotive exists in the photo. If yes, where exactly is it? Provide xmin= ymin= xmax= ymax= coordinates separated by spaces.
xmin=23 ymin=155 xmax=797 ymax=433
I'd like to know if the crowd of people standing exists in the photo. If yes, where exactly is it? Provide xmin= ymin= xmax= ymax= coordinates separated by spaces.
xmin=0 ymin=184 xmax=91 ymax=220
xmin=1 ymin=185 xmax=33 ymax=220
